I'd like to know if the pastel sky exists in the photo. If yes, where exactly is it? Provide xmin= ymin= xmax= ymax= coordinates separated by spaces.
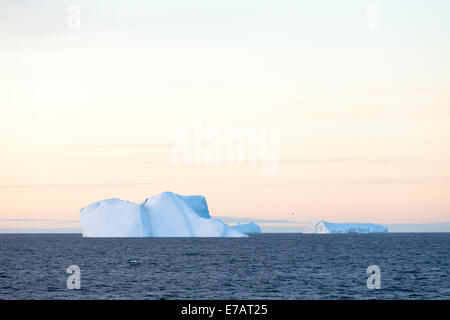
xmin=1 ymin=1 xmax=450 ymax=231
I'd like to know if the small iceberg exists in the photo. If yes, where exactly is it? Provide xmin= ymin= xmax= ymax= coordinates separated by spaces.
xmin=303 ymin=220 xmax=388 ymax=234
xmin=80 ymin=191 xmax=260 ymax=238
xmin=230 ymin=222 xmax=262 ymax=234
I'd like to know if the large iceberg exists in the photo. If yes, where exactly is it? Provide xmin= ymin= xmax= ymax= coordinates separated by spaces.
xmin=80 ymin=191 xmax=258 ymax=237
xmin=303 ymin=220 xmax=388 ymax=234
xmin=80 ymin=198 xmax=150 ymax=237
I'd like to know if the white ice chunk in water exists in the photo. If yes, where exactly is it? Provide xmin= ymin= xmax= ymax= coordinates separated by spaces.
xmin=231 ymin=222 xmax=262 ymax=234
xmin=303 ymin=220 xmax=388 ymax=234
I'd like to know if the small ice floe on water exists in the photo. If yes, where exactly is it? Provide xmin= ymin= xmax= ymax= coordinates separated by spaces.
xmin=128 ymin=258 xmax=141 ymax=264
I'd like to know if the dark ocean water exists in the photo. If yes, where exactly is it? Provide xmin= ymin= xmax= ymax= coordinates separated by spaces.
xmin=0 ymin=233 xmax=449 ymax=300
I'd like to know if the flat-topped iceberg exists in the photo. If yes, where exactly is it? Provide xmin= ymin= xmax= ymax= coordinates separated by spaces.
xmin=80 ymin=191 xmax=259 ymax=237
xmin=230 ymin=222 xmax=262 ymax=234
xmin=303 ymin=220 xmax=388 ymax=234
